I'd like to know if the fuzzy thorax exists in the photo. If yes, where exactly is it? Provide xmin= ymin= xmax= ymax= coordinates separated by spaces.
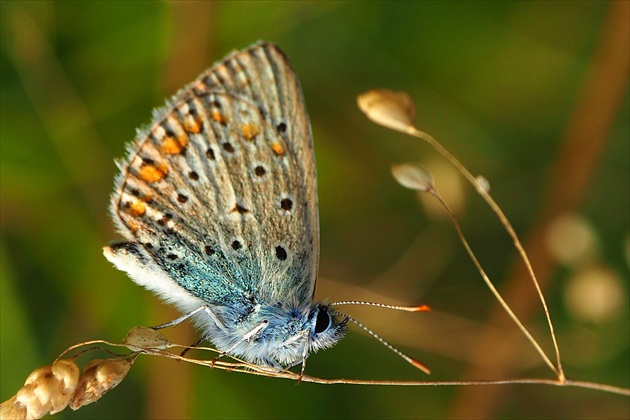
xmin=194 ymin=303 xmax=348 ymax=368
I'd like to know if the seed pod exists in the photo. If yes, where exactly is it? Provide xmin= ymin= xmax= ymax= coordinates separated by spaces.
xmin=69 ymin=358 xmax=133 ymax=410
xmin=123 ymin=326 xmax=171 ymax=350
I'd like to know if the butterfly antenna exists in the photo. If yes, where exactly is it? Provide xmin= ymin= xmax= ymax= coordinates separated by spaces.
xmin=330 ymin=300 xmax=430 ymax=313
xmin=329 ymin=309 xmax=431 ymax=374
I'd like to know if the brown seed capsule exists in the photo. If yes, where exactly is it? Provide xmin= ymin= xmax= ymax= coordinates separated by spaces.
xmin=20 ymin=365 xmax=57 ymax=418
xmin=391 ymin=163 xmax=434 ymax=192
xmin=123 ymin=326 xmax=171 ymax=350
xmin=49 ymin=359 xmax=80 ymax=414
xmin=1 ymin=395 xmax=27 ymax=420
xmin=69 ymin=358 xmax=133 ymax=410
xmin=357 ymin=89 xmax=416 ymax=133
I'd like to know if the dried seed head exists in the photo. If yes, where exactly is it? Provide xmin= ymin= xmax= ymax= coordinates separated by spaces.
xmin=17 ymin=365 xmax=57 ymax=419
xmin=4 ymin=359 xmax=81 ymax=419
xmin=357 ymin=89 xmax=416 ymax=133
xmin=123 ymin=326 xmax=171 ymax=350
xmin=69 ymin=358 xmax=133 ymax=410
xmin=16 ymin=383 xmax=49 ymax=419
xmin=1 ymin=360 xmax=80 ymax=419
xmin=50 ymin=359 xmax=80 ymax=414
xmin=0 ymin=395 xmax=27 ymax=420
xmin=391 ymin=163 xmax=434 ymax=192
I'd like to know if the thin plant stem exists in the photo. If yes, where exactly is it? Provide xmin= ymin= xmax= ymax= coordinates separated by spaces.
xmin=68 ymin=339 xmax=629 ymax=395
xmin=406 ymin=126 xmax=564 ymax=381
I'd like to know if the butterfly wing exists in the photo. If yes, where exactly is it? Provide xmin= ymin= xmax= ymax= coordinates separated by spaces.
xmin=105 ymin=42 xmax=319 ymax=319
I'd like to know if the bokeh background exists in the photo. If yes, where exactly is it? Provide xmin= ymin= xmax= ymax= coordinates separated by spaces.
xmin=1 ymin=1 xmax=628 ymax=419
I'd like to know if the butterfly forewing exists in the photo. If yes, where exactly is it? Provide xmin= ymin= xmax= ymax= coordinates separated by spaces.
xmin=110 ymin=43 xmax=319 ymax=313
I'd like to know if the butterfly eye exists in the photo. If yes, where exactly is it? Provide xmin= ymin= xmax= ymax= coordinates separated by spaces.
xmin=314 ymin=308 xmax=332 ymax=334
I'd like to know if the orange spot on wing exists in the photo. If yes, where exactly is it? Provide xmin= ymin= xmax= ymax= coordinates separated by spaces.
xmin=271 ymin=141 xmax=285 ymax=156
xmin=129 ymin=201 xmax=146 ymax=217
xmin=241 ymin=122 xmax=260 ymax=141
xmin=193 ymin=81 xmax=206 ymax=92
xmin=161 ymin=137 xmax=182 ymax=154
xmin=211 ymin=110 xmax=227 ymax=125
xmin=139 ymin=163 xmax=168 ymax=182
xmin=128 ymin=221 xmax=139 ymax=233
xmin=178 ymin=134 xmax=189 ymax=147
xmin=161 ymin=135 xmax=188 ymax=155
xmin=184 ymin=116 xmax=201 ymax=134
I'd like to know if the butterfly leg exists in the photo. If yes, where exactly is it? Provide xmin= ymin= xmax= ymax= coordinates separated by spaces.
xmin=151 ymin=305 xmax=226 ymax=331
xmin=151 ymin=306 xmax=205 ymax=330
xmin=149 ymin=305 xmax=228 ymax=357
xmin=282 ymin=330 xmax=310 ymax=382
xmin=297 ymin=331 xmax=310 ymax=383
xmin=180 ymin=331 xmax=212 ymax=358
xmin=211 ymin=320 xmax=269 ymax=367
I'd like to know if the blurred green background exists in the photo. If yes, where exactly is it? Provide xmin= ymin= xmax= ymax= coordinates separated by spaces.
xmin=1 ymin=1 xmax=628 ymax=419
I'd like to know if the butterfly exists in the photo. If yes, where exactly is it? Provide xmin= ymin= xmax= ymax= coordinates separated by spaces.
xmin=104 ymin=41 xmax=429 ymax=376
